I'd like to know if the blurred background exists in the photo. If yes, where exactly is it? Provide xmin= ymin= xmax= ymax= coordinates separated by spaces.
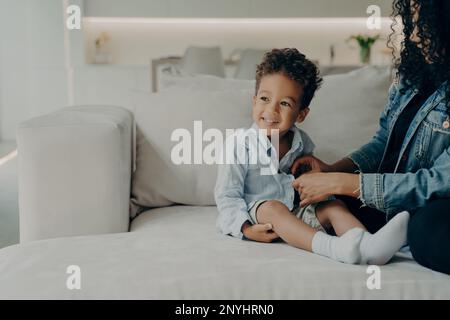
xmin=0 ymin=0 xmax=396 ymax=141
xmin=0 ymin=0 xmax=396 ymax=248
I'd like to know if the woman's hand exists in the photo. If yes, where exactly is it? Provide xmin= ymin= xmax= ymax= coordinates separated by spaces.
xmin=291 ymin=155 xmax=333 ymax=176
xmin=242 ymin=222 xmax=279 ymax=243
xmin=292 ymin=172 xmax=336 ymax=207
xmin=292 ymin=172 xmax=360 ymax=207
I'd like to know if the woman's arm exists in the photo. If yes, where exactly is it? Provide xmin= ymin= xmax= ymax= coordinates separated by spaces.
xmin=329 ymin=157 xmax=359 ymax=173
xmin=359 ymin=146 xmax=450 ymax=215
xmin=294 ymin=146 xmax=450 ymax=213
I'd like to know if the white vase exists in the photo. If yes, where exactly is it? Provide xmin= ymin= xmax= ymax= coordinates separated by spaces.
xmin=93 ymin=49 xmax=112 ymax=64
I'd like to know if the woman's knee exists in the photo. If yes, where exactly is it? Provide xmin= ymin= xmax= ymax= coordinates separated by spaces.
xmin=408 ymin=199 xmax=450 ymax=274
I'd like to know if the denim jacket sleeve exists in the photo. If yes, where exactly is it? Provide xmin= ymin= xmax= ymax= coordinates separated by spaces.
xmin=214 ymin=139 xmax=250 ymax=240
xmin=347 ymin=82 xmax=397 ymax=173
xmin=359 ymin=145 xmax=450 ymax=214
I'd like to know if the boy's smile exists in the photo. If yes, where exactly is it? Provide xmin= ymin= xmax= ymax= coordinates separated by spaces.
xmin=252 ymin=73 xmax=309 ymax=138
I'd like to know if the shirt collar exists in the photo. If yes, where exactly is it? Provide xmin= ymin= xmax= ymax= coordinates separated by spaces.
xmin=250 ymin=123 xmax=304 ymax=155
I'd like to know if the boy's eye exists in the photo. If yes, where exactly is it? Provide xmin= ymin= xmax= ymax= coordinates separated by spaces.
xmin=260 ymin=96 xmax=269 ymax=102
xmin=281 ymin=101 xmax=291 ymax=107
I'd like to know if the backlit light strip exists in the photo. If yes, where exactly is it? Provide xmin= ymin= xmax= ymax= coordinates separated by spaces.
xmin=84 ymin=17 xmax=394 ymax=25
xmin=0 ymin=149 xmax=18 ymax=167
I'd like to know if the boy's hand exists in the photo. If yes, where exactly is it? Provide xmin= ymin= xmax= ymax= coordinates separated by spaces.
xmin=242 ymin=222 xmax=279 ymax=243
xmin=291 ymin=155 xmax=332 ymax=176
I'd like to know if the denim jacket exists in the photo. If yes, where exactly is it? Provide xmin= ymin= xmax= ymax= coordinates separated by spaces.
xmin=215 ymin=123 xmax=315 ymax=239
xmin=348 ymin=79 xmax=450 ymax=216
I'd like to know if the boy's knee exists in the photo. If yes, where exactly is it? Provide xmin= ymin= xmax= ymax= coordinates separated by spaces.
xmin=257 ymin=200 xmax=287 ymax=220
xmin=262 ymin=200 xmax=286 ymax=211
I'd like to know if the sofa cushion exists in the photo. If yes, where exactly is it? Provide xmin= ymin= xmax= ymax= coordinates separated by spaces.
xmin=130 ymin=89 xmax=253 ymax=216
xmin=302 ymin=65 xmax=391 ymax=163
xmin=1 ymin=205 xmax=449 ymax=299
xmin=159 ymin=72 xmax=255 ymax=93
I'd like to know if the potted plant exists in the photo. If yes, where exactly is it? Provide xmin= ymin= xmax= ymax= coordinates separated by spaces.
xmin=94 ymin=32 xmax=112 ymax=64
xmin=348 ymin=34 xmax=380 ymax=65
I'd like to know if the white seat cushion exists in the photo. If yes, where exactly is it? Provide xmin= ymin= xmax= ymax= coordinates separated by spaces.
xmin=1 ymin=206 xmax=448 ymax=299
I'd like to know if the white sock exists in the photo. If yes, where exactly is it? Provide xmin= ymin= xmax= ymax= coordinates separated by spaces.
xmin=359 ymin=211 xmax=410 ymax=265
xmin=312 ymin=228 xmax=364 ymax=264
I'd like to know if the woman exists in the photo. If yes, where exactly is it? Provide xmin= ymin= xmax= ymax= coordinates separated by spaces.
xmin=291 ymin=0 xmax=450 ymax=274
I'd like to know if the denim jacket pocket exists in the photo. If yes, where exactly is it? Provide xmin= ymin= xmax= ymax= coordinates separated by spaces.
xmin=426 ymin=103 xmax=450 ymax=132
xmin=414 ymin=104 xmax=450 ymax=167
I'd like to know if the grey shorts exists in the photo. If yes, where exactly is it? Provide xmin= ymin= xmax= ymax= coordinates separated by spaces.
xmin=248 ymin=200 xmax=327 ymax=233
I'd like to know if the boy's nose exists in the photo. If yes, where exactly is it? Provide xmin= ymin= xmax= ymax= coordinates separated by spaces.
xmin=265 ymin=102 xmax=279 ymax=113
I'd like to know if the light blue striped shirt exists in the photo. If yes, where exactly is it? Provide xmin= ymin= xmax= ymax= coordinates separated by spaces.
xmin=215 ymin=123 xmax=315 ymax=239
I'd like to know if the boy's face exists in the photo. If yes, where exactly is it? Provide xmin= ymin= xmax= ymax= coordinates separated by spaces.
xmin=252 ymin=73 xmax=309 ymax=137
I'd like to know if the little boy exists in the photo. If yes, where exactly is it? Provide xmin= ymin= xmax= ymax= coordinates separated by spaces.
xmin=215 ymin=48 xmax=409 ymax=264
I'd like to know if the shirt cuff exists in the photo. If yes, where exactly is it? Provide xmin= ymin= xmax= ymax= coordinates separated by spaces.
xmin=359 ymin=173 xmax=385 ymax=211
xmin=234 ymin=216 xmax=251 ymax=240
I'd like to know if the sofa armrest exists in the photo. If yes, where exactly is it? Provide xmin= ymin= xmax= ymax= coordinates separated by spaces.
xmin=17 ymin=105 xmax=134 ymax=242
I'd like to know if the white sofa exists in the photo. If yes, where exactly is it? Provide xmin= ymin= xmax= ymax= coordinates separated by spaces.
xmin=1 ymin=67 xmax=450 ymax=299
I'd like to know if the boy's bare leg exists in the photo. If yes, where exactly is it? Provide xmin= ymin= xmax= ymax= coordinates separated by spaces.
xmin=257 ymin=200 xmax=365 ymax=263
xmin=315 ymin=199 xmax=366 ymax=236
xmin=256 ymin=200 xmax=317 ymax=251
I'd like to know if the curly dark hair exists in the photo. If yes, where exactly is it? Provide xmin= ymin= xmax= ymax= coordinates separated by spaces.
xmin=255 ymin=48 xmax=323 ymax=109
xmin=388 ymin=0 xmax=450 ymax=117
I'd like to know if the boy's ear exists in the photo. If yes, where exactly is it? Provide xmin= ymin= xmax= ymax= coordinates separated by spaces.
xmin=296 ymin=107 xmax=310 ymax=123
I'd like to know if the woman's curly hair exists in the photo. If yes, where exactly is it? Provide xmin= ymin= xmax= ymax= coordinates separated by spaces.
xmin=388 ymin=0 xmax=450 ymax=116
xmin=255 ymin=48 xmax=323 ymax=109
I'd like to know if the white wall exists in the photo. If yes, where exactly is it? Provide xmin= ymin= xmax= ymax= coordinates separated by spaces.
xmin=0 ymin=26 xmax=3 ymax=140
xmin=0 ymin=0 xmax=71 ymax=140
xmin=84 ymin=0 xmax=394 ymax=18
xmin=83 ymin=18 xmax=393 ymax=66
xmin=0 ymin=0 xmax=395 ymax=141
xmin=0 ymin=0 xmax=30 ymax=141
